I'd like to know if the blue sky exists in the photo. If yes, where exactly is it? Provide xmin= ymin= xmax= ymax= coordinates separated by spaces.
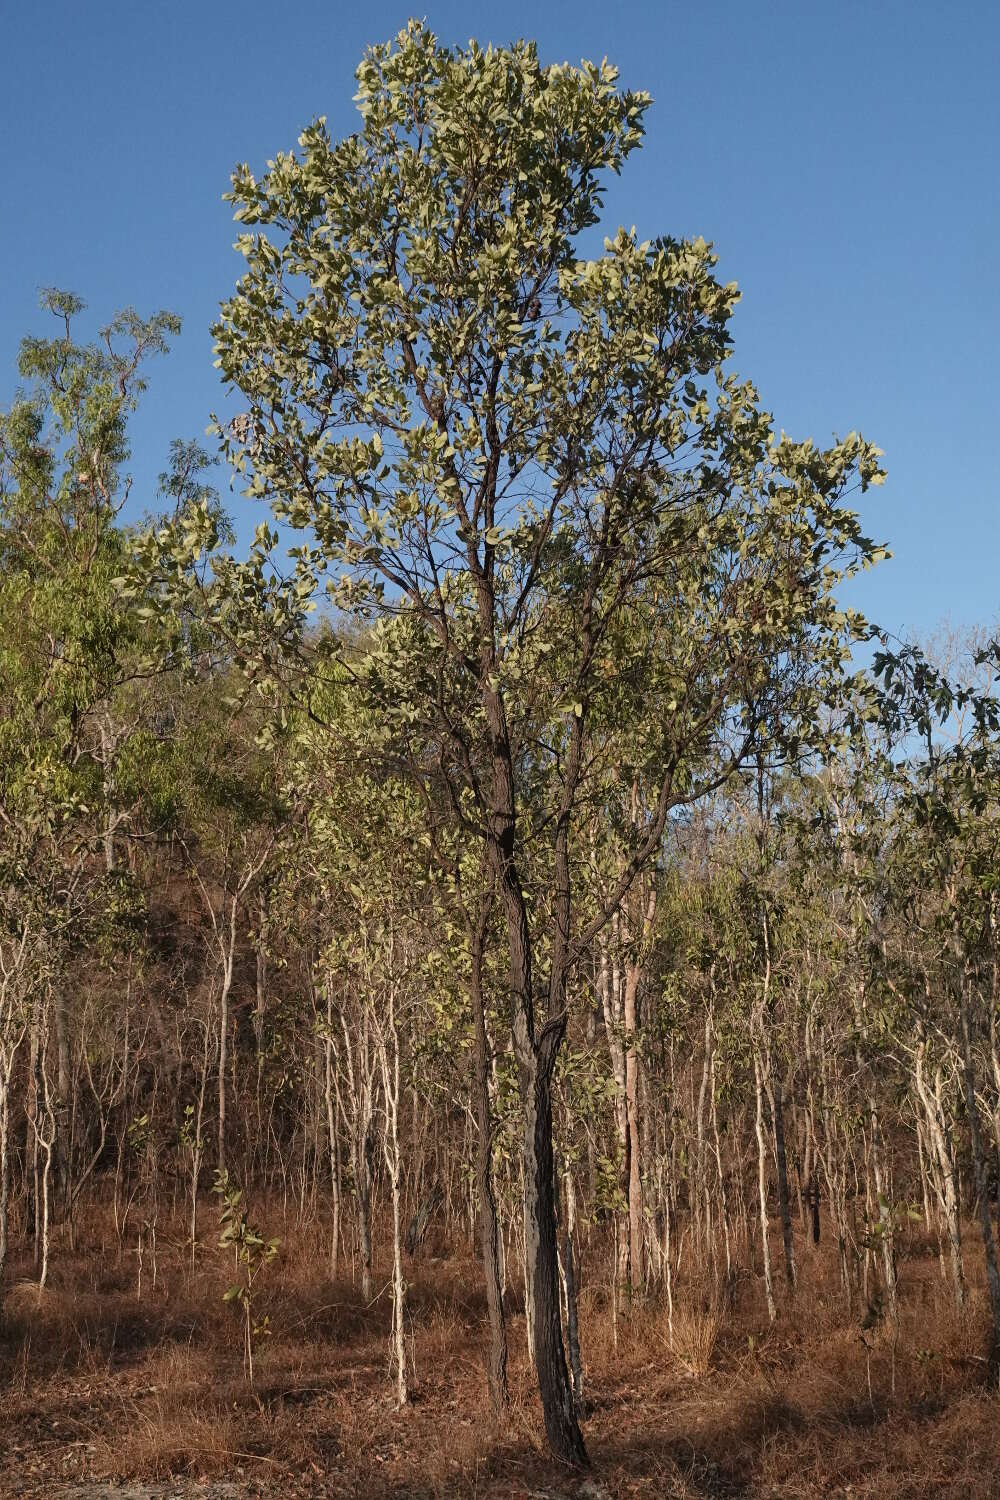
xmin=3 ymin=0 xmax=997 ymax=640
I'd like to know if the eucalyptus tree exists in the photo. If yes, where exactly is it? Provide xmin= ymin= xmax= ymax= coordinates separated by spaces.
xmin=199 ymin=23 xmax=885 ymax=1461
xmin=178 ymin=724 xmax=281 ymax=1177
xmin=0 ymin=290 xmax=181 ymax=1235
xmin=581 ymin=594 xmax=702 ymax=1298
xmin=0 ymin=291 xmax=181 ymax=853
xmin=0 ymin=882 xmax=43 ymax=1299
xmin=284 ymin=661 xmax=446 ymax=1408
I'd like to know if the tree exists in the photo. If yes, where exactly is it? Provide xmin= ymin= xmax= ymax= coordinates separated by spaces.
xmin=0 ymin=290 xmax=181 ymax=1256
xmin=173 ymin=22 xmax=883 ymax=1461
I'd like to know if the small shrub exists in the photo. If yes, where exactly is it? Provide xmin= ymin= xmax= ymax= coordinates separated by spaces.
xmin=213 ymin=1168 xmax=280 ymax=1386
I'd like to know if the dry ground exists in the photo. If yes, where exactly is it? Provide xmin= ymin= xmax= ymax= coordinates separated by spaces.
xmin=1 ymin=1203 xmax=998 ymax=1499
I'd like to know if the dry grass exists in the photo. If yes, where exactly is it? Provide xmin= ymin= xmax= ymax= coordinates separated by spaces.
xmin=664 ymin=1288 xmax=725 ymax=1378
xmin=1 ymin=1201 xmax=999 ymax=1497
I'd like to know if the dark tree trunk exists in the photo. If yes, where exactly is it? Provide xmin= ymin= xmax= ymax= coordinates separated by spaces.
xmin=469 ymin=895 xmax=510 ymax=1418
xmin=476 ymin=543 xmax=587 ymax=1466
xmin=561 ymin=1155 xmax=585 ymax=1417
xmin=357 ymin=1120 xmax=375 ymax=1304
xmin=489 ymin=781 xmax=586 ymax=1466
xmin=771 ymin=1073 xmax=797 ymax=1288
xmin=623 ymin=964 xmax=644 ymax=1292
xmin=405 ymin=1181 xmax=443 ymax=1256
xmin=520 ymin=1037 xmax=587 ymax=1467
xmin=51 ymin=989 xmax=72 ymax=1216
xmin=809 ymin=1173 xmax=821 ymax=1244
xmin=27 ymin=1006 xmax=41 ymax=1262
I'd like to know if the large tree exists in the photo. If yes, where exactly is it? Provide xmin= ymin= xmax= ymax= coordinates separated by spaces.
xmin=205 ymin=21 xmax=884 ymax=1462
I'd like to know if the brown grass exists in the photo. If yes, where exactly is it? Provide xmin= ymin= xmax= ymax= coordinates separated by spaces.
xmin=664 ymin=1288 xmax=725 ymax=1378
xmin=1 ymin=1202 xmax=999 ymax=1497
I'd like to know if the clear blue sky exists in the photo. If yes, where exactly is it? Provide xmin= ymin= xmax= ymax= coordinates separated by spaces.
xmin=3 ymin=0 xmax=997 ymax=639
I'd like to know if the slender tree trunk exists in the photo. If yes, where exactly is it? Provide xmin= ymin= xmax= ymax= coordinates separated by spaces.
xmin=35 ymin=1007 xmax=56 ymax=1290
xmin=0 ymin=935 xmax=29 ymax=1305
xmin=189 ymin=1017 xmax=210 ymax=1266
xmin=468 ymin=892 xmax=509 ymax=1417
xmin=99 ymin=716 xmax=118 ymax=875
xmin=854 ymin=978 xmax=897 ymax=1320
xmin=332 ymin=994 xmax=376 ymax=1304
xmin=217 ymin=894 xmax=237 ymax=1176
xmin=690 ymin=1018 xmax=707 ymax=1267
xmin=708 ymin=1021 xmax=733 ymax=1298
xmin=623 ymin=963 xmax=643 ymax=1293
xmin=914 ymin=1110 xmax=934 ymax=1234
xmin=51 ymin=988 xmax=71 ymax=1217
xmin=867 ymin=1086 xmax=897 ymax=1319
xmin=0 ymin=1067 xmax=10 ymax=1298
xmin=598 ymin=938 xmax=629 ymax=1285
xmin=323 ymin=1024 xmax=342 ymax=1279
xmin=562 ymin=1158 xmax=584 ymax=1417
xmin=27 ymin=1002 xmax=42 ymax=1269
xmin=376 ymin=979 xmax=408 ymax=1407
xmin=754 ymin=1048 xmax=777 ymax=1322
xmin=770 ymin=1066 xmax=797 ymax=1289
xmin=754 ymin=874 xmax=779 ymax=1319
xmin=357 ymin=1124 xmax=374 ymax=1304
xmin=914 ymin=1044 xmax=965 ymax=1307
xmin=957 ymin=978 xmax=1000 ymax=1364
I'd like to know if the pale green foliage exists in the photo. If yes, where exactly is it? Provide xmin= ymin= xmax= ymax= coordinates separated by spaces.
xmin=199 ymin=21 xmax=887 ymax=811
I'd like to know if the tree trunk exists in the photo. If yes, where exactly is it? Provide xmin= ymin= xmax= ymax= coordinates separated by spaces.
xmin=27 ymin=1002 xmax=41 ymax=1267
xmin=623 ymin=963 xmax=643 ymax=1293
xmin=51 ymin=987 xmax=71 ymax=1216
xmin=323 ymin=983 xmax=342 ymax=1279
xmin=216 ymin=894 xmax=238 ymax=1176
xmin=518 ymin=1035 xmax=587 ymax=1466
xmin=866 ymin=1085 xmax=897 ymax=1320
xmin=376 ymin=984 xmax=408 ymax=1407
xmin=770 ymin=1066 xmax=797 ymax=1289
xmin=914 ymin=1044 xmax=965 ymax=1307
xmin=469 ymin=894 xmax=509 ymax=1417
xmin=753 ymin=1048 xmax=777 ymax=1322
xmin=486 ymin=720 xmax=587 ymax=1466
xmin=470 ymin=481 xmax=591 ymax=1464
xmin=708 ymin=1022 xmax=734 ymax=1298
xmin=598 ymin=938 xmax=629 ymax=1285
xmin=958 ymin=979 xmax=1000 ymax=1364
xmin=0 ymin=1065 xmax=10 ymax=1299
xmin=357 ymin=1122 xmax=374 ymax=1304
xmin=562 ymin=1159 xmax=584 ymax=1417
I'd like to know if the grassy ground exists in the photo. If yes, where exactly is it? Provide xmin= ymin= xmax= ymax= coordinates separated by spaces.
xmin=1 ymin=1203 xmax=998 ymax=1498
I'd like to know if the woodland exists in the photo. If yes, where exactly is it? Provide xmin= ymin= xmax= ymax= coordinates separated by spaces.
xmin=2 ymin=21 xmax=1000 ymax=1500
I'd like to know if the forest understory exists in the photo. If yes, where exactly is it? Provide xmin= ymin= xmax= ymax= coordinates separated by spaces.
xmin=2 ymin=1200 xmax=998 ymax=1500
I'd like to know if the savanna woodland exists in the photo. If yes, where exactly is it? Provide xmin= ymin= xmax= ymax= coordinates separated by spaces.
xmin=2 ymin=21 xmax=999 ymax=1500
